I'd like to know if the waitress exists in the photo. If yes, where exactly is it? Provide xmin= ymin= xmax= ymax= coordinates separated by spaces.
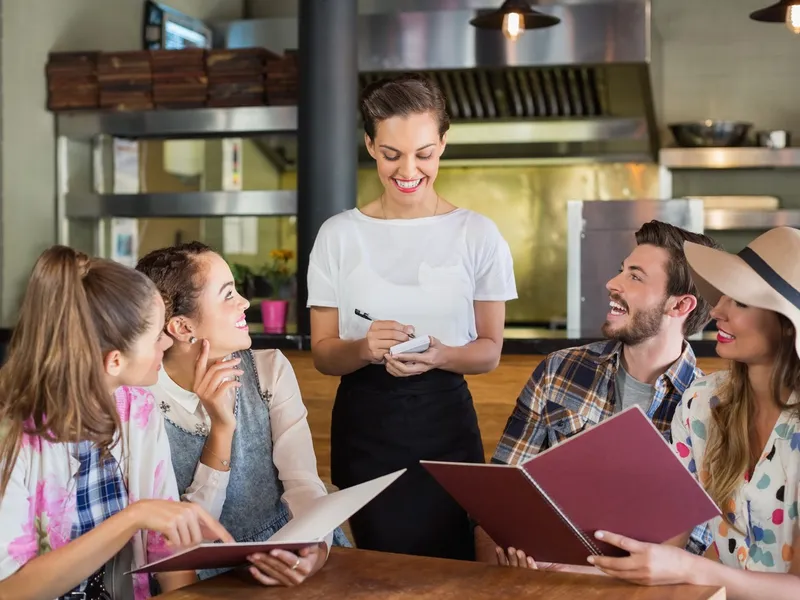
xmin=307 ymin=73 xmax=517 ymax=561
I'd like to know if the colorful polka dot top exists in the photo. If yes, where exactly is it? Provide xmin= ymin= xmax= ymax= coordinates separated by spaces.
xmin=672 ymin=371 xmax=799 ymax=572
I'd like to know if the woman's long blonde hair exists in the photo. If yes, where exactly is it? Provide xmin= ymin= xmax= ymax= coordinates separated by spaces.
xmin=0 ymin=246 xmax=157 ymax=497
xmin=703 ymin=314 xmax=800 ymax=523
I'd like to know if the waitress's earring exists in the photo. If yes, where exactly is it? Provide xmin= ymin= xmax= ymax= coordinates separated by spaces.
xmin=189 ymin=336 xmax=197 ymax=344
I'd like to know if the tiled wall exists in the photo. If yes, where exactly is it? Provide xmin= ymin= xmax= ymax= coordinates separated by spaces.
xmin=137 ymin=152 xmax=660 ymax=325
xmin=279 ymin=163 xmax=661 ymax=324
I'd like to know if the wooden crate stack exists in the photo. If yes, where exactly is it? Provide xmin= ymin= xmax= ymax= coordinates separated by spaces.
xmin=206 ymin=48 xmax=271 ymax=107
xmin=151 ymin=49 xmax=208 ymax=109
xmin=97 ymin=51 xmax=153 ymax=111
xmin=264 ymin=50 xmax=298 ymax=106
xmin=45 ymin=47 xmax=302 ymax=112
xmin=46 ymin=52 xmax=99 ymax=111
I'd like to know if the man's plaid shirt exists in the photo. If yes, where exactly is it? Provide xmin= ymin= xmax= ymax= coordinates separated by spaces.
xmin=491 ymin=339 xmax=712 ymax=555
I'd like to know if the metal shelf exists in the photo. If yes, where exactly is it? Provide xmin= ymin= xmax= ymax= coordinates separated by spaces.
xmin=56 ymin=106 xmax=298 ymax=139
xmin=704 ymin=209 xmax=800 ymax=230
xmin=661 ymin=147 xmax=800 ymax=169
xmin=65 ymin=191 xmax=297 ymax=219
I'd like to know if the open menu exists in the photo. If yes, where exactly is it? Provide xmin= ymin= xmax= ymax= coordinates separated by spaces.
xmin=422 ymin=406 xmax=720 ymax=565
xmin=130 ymin=469 xmax=406 ymax=573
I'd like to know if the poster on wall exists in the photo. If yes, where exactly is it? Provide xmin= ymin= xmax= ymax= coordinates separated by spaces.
xmin=111 ymin=139 xmax=140 ymax=267
xmin=111 ymin=218 xmax=139 ymax=268
xmin=222 ymin=138 xmax=258 ymax=256
xmin=222 ymin=138 xmax=242 ymax=192
xmin=113 ymin=138 xmax=140 ymax=194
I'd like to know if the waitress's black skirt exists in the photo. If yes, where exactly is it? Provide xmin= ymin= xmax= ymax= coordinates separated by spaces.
xmin=330 ymin=364 xmax=484 ymax=561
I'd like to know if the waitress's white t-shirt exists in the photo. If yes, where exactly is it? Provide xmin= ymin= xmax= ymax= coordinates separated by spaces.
xmin=307 ymin=208 xmax=517 ymax=347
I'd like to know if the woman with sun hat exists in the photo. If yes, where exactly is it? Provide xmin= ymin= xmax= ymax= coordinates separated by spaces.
xmin=586 ymin=226 xmax=800 ymax=598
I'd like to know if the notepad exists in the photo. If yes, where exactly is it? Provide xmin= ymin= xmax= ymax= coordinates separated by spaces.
xmin=389 ymin=335 xmax=431 ymax=356
xmin=130 ymin=469 xmax=406 ymax=573
xmin=422 ymin=406 xmax=720 ymax=565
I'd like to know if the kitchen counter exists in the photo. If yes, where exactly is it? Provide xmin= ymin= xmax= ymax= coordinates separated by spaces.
xmin=0 ymin=327 xmax=722 ymax=359
xmin=278 ymin=351 xmax=730 ymax=481
xmin=244 ymin=325 xmax=723 ymax=357
xmin=0 ymin=332 xmax=727 ymax=479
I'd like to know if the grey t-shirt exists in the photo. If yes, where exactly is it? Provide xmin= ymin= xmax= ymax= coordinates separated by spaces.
xmin=614 ymin=364 xmax=655 ymax=414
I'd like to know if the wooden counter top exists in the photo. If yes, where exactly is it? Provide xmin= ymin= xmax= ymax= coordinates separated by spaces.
xmin=245 ymin=326 xmax=725 ymax=357
xmin=160 ymin=547 xmax=726 ymax=600
xmin=286 ymin=351 xmax=728 ymax=481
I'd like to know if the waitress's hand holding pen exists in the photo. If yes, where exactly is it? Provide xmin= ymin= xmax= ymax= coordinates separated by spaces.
xmin=355 ymin=309 xmax=415 ymax=363
xmin=361 ymin=322 xmax=415 ymax=363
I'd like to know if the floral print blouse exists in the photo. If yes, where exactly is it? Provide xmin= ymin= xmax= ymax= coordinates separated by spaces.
xmin=672 ymin=372 xmax=800 ymax=572
xmin=0 ymin=386 xmax=179 ymax=600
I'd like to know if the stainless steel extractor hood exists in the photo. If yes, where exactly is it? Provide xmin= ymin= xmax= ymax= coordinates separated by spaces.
xmin=216 ymin=0 xmax=661 ymax=168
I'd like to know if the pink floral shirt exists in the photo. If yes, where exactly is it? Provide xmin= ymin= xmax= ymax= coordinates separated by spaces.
xmin=0 ymin=386 xmax=180 ymax=600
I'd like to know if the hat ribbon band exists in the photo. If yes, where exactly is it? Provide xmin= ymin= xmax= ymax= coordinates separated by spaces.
xmin=737 ymin=246 xmax=800 ymax=310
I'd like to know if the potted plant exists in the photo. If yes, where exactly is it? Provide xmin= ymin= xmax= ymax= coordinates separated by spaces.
xmin=259 ymin=249 xmax=295 ymax=334
xmin=250 ymin=271 xmax=273 ymax=299
xmin=228 ymin=262 xmax=256 ymax=300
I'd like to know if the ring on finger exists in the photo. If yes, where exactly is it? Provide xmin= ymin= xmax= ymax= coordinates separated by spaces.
xmin=291 ymin=557 xmax=301 ymax=571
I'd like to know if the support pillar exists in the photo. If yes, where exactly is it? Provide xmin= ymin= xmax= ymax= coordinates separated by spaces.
xmin=296 ymin=0 xmax=358 ymax=337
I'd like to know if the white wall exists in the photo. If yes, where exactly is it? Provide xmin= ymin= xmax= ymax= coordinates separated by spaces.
xmin=0 ymin=0 xmax=243 ymax=326
xmin=654 ymin=0 xmax=800 ymax=131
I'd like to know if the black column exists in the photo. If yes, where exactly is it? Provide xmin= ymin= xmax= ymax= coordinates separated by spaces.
xmin=296 ymin=0 xmax=358 ymax=337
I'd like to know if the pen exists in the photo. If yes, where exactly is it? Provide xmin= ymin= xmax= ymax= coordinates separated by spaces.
xmin=354 ymin=309 xmax=415 ymax=338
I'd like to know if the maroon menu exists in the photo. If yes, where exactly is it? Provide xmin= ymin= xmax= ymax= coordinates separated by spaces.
xmin=421 ymin=406 xmax=720 ymax=565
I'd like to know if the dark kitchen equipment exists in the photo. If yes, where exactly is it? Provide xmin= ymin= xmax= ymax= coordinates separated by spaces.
xmin=668 ymin=121 xmax=753 ymax=148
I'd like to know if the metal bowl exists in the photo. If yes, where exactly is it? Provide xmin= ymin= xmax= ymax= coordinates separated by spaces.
xmin=668 ymin=121 xmax=753 ymax=148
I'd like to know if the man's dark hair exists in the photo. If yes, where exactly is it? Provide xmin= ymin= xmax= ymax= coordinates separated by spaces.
xmin=634 ymin=220 xmax=723 ymax=336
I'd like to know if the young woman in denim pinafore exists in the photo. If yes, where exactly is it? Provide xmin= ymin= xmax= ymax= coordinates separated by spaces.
xmin=138 ymin=243 xmax=349 ymax=587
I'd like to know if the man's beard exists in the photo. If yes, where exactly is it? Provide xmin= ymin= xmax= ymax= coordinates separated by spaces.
xmin=601 ymin=297 xmax=667 ymax=346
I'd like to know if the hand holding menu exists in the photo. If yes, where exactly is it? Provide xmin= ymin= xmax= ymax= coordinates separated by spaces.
xmin=130 ymin=469 xmax=406 ymax=574
xmin=422 ymin=406 xmax=720 ymax=565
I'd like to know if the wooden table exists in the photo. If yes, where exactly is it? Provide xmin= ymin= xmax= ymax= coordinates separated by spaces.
xmin=161 ymin=547 xmax=726 ymax=599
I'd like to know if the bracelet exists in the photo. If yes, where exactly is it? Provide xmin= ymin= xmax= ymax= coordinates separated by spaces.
xmin=203 ymin=444 xmax=232 ymax=471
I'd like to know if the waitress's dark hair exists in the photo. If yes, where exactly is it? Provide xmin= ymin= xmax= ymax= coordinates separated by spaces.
xmin=360 ymin=73 xmax=450 ymax=141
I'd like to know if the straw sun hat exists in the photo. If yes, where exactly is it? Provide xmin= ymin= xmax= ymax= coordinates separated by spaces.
xmin=683 ymin=226 xmax=800 ymax=359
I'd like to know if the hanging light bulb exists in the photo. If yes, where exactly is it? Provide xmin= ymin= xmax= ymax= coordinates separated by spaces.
xmin=750 ymin=1 xmax=800 ymax=35
xmin=502 ymin=11 xmax=524 ymax=41
xmin=787 ymin=4 xmax=800 ymax=32
xmin=470 ymin=0 xmax=560 ymax=42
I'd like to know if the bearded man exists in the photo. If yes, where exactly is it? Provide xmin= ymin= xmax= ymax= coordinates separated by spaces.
xmin=475 ymin=220 xmax=722 ymax=565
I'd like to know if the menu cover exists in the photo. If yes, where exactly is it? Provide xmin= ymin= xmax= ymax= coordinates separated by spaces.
xmin=130 ymin=468 xmax=406 ymax=574
xmin=422 ymin=406 xmax=720 ymax=565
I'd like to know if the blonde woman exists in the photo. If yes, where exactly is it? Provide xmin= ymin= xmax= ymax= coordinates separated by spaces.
xmin=588 ymin=227 xmax=800 ymax=599
xmin=0 ymin=247 xmax=231 ymax=600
